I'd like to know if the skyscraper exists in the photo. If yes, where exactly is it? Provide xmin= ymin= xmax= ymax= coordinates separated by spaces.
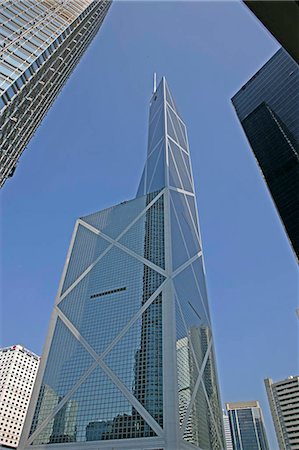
xmin=0 ymin=0 xmax=111 ymax=188
xmin=226 ymin=401 xmax=270 ymax=450
xmin=0 ymin=345 xmax=40 ymax=449
xmin=223 ymin=410 xmax=233 ymax=450
xmin=232 ymin=48 xmax=299 ymax=262
xmin=19 ymin=77 xmax=225 ymax=450
xmin=265 ymin=376 xmax=299 ymax=450
xmin=243 ymin=1 xmax=299 ymax=63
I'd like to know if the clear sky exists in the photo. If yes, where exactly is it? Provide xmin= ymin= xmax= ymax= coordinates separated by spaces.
xmin=1 ymin=2 xmax=298 ymax=449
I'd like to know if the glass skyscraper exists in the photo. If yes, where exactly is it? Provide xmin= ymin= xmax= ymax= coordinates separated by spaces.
xmin=0 ymin=0 xmax=111 ymax=188
xmin=19 ymin=77 xmax=225 ymax=450
xmin=232 ymin=48 xmax=299 ymax=262
xmin=226 ymin=401 xmax=270 ymax=450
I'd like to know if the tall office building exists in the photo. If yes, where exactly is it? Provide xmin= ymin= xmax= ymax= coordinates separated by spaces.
xmin=232 ymin=48 xmax=299 ymax=262
xmin=265 ymin=376 xmax=299 ymax=450
xmin=226 ymin=401 xmax=270 ymax=450
xmin=19 ymin=78 xmax=225 ymax=450
xmin=0 ymin=0 xmax=111 ymax=188
xmin=223 ymin=410 xmax=233 ymax=450
xmin=0 ymin=345 xmax=40 ymax=449
xmin=243 ymin=1 xmax=299 ymax=63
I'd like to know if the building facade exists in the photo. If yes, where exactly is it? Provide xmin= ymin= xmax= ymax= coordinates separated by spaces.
xmin=265 ymin=376 xmax=299 ymax=450
xmin=0 ymin=345 xmax=39 ymax=449
xmin=232 ymin=48 xmax=299 ymax=262
xmin=226 ymin=401 xmax=270 ymax=450
xmin=0 ymin=0 xmax=111 ymax=188
xmin=223 ymin=410 xmax=233 ymax=450
xmin=19 ymin=78 xmax=225 ymax=450
xmin=243 ymin=1 xmax=299 ymax=64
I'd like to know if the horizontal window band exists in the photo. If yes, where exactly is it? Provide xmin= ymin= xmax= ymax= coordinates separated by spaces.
xmin=90 ymin=287 xmax=126 ymax=299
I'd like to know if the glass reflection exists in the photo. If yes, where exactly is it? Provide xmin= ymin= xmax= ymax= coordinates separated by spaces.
xmin=31 ymin=192 xmax=164 ymax=444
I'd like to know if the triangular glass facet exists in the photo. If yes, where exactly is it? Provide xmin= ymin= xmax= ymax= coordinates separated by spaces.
xmin=169 ymin=144 xmax=183 ymax=191
xmin=29 ymin=318 xmax=95 ymax=439
xmin=170 ymin=198 xmax=190 ymax=270
xmin=170 ymin=190 xmax=200 ymax=257
xmin=186 ymin=194 xmax=198 ymax=231
xmin=62 ymin=225 xmax=110 ymax=295
xmin=59 ymin=244 xmax=165 ymax=356
xmin=31 ymin=365 xmax=157 ymax=445
xmin=169 ymin=141 xmax=193 ymax=193
xmin=59 ymin=246 xmax=148 ymax=355
xmin=191 ymin=259 xmax=210 ymax=320
xmin=148 ymin=106 xmax=165 ymax=154
xmin=176 ymin=296 xmax=198 ymax=428
xmin=82 ymin=195 xmax=147 ymax=239
xmin=173 ymin=264 xmax=210 ymax=330
xmin=183 ymin=381 xmax=211 ymax=449
xmin=149 ymin=79 xmax=164 ymax=125
xmin=201 ymin=358 xmax=224 ymax=450
xmin=118 ymin=194 xmax=165 ymax=269
xmin=165 ymin=81 xmax=177 ymax=112
xmin=104 ymin=292 xmax=163 ymax=427
xmin=167 ymin=105 xmax=188 ymax=150
xmin=145 ymin=140 xmax=165 ymax=194
xmin=167 ymin=109 xmax=179 ymax=144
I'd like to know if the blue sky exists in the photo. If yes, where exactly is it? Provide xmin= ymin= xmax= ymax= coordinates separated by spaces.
xmin=1 ymin=2 xmax=298 ymax=448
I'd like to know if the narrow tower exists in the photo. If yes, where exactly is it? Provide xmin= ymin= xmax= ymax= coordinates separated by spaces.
xmin=20 ymin=78 xmax=225 ymax=450
xmin=0 ymin=0 xmax=111 ymax=187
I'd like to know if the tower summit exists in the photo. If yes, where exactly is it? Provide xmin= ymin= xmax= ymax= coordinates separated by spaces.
xmin=20 ymin=77 xmax=225 ymax=450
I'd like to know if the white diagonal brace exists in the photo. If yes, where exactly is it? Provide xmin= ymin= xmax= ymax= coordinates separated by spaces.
xmin=147 ymin=135 xmax=164 ymax=159
xmin=26 ymin=357 xmax=100 ymax=446
xmin=169 ymin=186 xmax=195 ymax=197
xmin=201 ymin=377 xmax=224 ymax=448
xmin=166 ymin=103 xmax=188 ymax=150
xmin=170 ymin=195 xmax=210 ymax=328
xmin=98 ymin=359 xmax=164 ymax=437
xmin=169 ymin=192 xmax=201 ymax=263
xmin=56 ymin=309 xmax=164 ymax=437
xmin=58 ymin=189 xmax=166 ymax=303
xmin=172 ymin=252 xmax=202 ymax=279
xmin=190 ymin=263 xmax=212 ymax=330
xmin=58 ymin=240 xmax=114 ymax=304
xmin=27 ymin=279 xmax=168 ymax=444
xmin=180 ymin=337 xmax=213 ymax=435
xmin=168 ymin=135 xmax=188 ymax=156
xmin=80 ymin=220 xmax=167 ymax=278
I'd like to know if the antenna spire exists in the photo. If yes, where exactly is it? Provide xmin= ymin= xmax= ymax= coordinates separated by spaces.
xmin=153 ymin=72 xmax=157 ymax=94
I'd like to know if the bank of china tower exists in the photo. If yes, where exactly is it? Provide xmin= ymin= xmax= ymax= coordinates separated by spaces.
xmin=20 ymin=78 xmax=225 ymax=450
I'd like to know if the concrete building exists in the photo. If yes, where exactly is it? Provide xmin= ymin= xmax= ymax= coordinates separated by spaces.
xmin=19 ymin=77 xmax=225 ymax=450
xmin=0 ymin=345 xmax=39 ymax=448
xmin=226 ymin=401 xmax=269 ymax=450
xmin=222 ymin=410 xmax=233 ymax=450
xmin=265 ymin=376 xmax=299 ymax=450
xmin=232 ymin=48 xmax=299 ymax=262
xmin=0 ymin=0 xmax=111 ymax=187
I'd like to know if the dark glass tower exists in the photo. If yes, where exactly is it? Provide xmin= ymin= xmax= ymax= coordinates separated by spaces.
xmin=232 ymin=48 xmax=299 ymax=262
xmin=19 ymin=78 xmax=225 ymax=450
xmin=0 ymin=0 xmax=111 ymax=188
xmin=226 ymin=401 xmax=270 ymax=450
